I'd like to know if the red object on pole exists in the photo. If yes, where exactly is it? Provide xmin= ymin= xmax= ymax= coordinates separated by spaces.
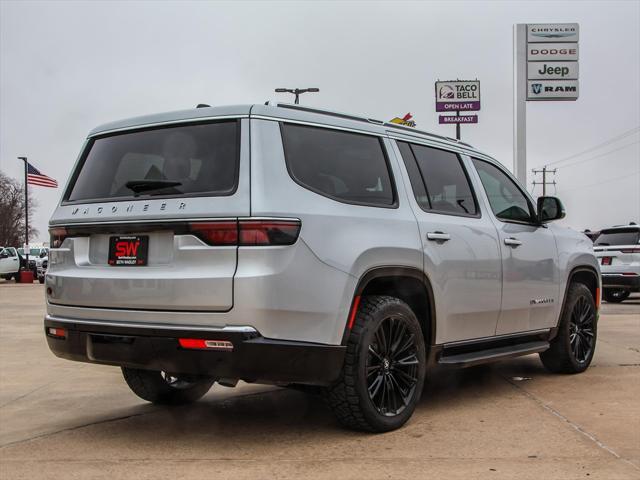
xmin=19 ymin=270 xmax=34 ymax=283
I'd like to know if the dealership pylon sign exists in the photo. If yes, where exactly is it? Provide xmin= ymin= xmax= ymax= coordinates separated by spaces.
xmin=526 ymin=23 xmax=579 ymax=101
xmin=513 ymin=22 xmax=579 ymax=188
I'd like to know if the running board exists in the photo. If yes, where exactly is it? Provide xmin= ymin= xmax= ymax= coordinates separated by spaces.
xmin=438 ymin=341 xmax=549 ymax=368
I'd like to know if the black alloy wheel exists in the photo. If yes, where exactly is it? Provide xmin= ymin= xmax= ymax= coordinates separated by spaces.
xmin=367 ymin=316 xmax=420 ymax=416
xmin=569 ymin=294 xmax=596 ymax=364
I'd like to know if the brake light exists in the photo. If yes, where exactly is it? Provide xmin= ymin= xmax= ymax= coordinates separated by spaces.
xmin=188 ymin=222 xmax=238 ymax=246
xmin=621 ymin=272 xmax=638 ymax=276
xmin=178 ymin=338 xmax=234 ymax=351
xmin=620 ymin=248 xmax=640 ymax=253
xmin=239 ymin=220 xmax=301 ymax=246
xmin=49 ymin=227 xmax=68 ymax=248
xmin=188 ymin=219 xmax=301 ymax=246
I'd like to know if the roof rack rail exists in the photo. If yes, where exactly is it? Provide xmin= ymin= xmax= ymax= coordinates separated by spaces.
xmin=271 ymin=102 xmax=385 ymax=125
xmin=265 ymin=102 xmax=475 ymax=149
xmin=383 ymin=122 xmax=475 ymax=148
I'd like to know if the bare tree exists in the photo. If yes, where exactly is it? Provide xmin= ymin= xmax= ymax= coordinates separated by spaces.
xmin=0 ymin=171 xmax=38 ymax=247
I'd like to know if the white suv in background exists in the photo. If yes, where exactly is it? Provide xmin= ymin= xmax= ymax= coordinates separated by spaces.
xmin=45 ymin=103 xmax=600 ymax=432
xmin=594 ymin=224 xmax=640 ymax=303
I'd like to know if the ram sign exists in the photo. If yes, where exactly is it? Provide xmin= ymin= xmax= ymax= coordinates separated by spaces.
xmin=435 ymin=80 xmax=480 ymax=112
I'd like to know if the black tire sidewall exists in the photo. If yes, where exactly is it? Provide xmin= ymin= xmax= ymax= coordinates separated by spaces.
xmin=559 ymin=284 xmax=597 ymax=372
xmin=353 ymin=299 xmax=426 ymax=431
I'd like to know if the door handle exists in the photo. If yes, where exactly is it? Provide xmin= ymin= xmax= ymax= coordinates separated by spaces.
xmin=504 ymin=237 xmax=522 ymax=247
xmin=427 ymin=231 xmax=451 ymax=241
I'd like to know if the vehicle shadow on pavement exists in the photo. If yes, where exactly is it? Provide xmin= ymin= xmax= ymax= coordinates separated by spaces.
xmin=78 ymin=356 xmax=551 ymax=442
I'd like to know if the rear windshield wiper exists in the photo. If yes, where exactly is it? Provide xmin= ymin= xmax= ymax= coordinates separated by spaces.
xmin=125 ymin=180 xmax=182 ymax=195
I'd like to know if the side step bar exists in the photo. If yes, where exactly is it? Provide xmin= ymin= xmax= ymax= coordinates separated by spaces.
xmin=438 ymin=341 xmax=549 ymax=368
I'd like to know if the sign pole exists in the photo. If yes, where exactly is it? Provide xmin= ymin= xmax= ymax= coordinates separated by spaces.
xmin=18 ymin=156 xmax=29 ymax=268
xmin=514 ymin=24 xmax=528 ymax=187
xmin=456 ymin=111 xmax=461 ymax=140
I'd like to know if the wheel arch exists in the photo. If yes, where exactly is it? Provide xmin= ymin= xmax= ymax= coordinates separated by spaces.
xmin=341 ymin=266 xmax=436 ymax=349
xmin=554 ymin=266 xmax=600 ymax=337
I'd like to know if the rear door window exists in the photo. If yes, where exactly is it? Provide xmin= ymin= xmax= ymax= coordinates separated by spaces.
xmin=281 ymin=124 xmax=395 ymax=207
xmin=65 ymin=120 xmax=239 ymax=203
xmin=397 ymin=141 xmax=477 ymax=216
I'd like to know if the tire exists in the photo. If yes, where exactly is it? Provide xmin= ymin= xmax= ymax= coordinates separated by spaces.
xmin=603 ymin=288 xmax=630 ymax=303
xmin=540 ymin=283 xmax=597 ymax=374
xmin=324 ymin=295 xmax=427 ymax=432
xmin=121 ymin=367 xmax=215 ymax=405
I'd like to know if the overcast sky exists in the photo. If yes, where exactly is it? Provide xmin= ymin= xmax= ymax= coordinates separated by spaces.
xmin=1 ymin=0 xmax=639 ymax=242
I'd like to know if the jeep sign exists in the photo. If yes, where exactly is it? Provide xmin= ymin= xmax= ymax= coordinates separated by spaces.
xmin=528 ymin=61 xmax=578 ymax=80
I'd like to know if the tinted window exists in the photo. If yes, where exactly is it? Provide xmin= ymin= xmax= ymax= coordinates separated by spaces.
xmin=594 ymin=229 xmax=640 ymax=246
xmin=472 ymin=158 xmax=534 ymax=223
xmin=397 ymin=142 xmax=429 ymax=209
xmin=281 ymin=124 xmax=394 ymax=206
xmin=406 ymin=144 xmax=477 ymax=216
xmin=66 ymin=121 xmax=239 ymax=202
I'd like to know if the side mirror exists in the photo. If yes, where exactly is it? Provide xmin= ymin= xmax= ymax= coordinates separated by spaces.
xmin=537 ymin=196 xmax=566 ymax=223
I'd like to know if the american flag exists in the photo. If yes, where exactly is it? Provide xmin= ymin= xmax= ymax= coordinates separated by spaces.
xmin=27 ymin=162 xmax=58 ymax=188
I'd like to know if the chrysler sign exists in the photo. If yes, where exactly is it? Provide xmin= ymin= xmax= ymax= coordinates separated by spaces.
xmin=527 ymin=23 xmax=579 ymax=43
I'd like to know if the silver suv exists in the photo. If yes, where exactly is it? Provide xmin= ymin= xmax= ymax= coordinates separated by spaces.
xmin=45 ymin=103 xmax=600 ymax=432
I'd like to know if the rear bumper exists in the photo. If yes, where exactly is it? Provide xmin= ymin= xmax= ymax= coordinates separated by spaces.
xmin=44 ymin=315 xmax=345 ymax=386
xmin=602 ymin=274 xmax=640 ymax=291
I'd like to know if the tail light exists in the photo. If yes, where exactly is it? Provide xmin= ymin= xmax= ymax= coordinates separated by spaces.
xmin=46 ymin=327 xmax=66 ymax=339
xmin=620 ymin=248 xmax=640 ymax=253
xmin=188 ymin=219 xmax=301 ymax=246
xmin=239 ymin=220 xmax=301 ymax=246
xmin=188 ymin=222 xmax=238 ymax=246
xmin=49 ymin=227 xmax=68 ymax=248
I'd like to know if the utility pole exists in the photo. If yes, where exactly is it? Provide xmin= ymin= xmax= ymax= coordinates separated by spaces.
xmin=274 ymin=88 xmax=319 ymax=104
xmin=532 ymin=166 xmax=557 ymax=196
xmin=18 ymin=156 xmax=29 ymax=269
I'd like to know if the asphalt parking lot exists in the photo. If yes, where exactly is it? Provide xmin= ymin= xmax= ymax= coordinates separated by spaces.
xmin=0 ymin=282 xmax=638 ymax=479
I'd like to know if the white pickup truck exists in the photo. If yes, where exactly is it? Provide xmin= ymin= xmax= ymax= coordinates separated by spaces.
xmin=0 ymin=247 xmax=21 ymax=281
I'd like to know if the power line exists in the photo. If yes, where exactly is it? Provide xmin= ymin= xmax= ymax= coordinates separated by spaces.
xmin=554 ymin=140 xmax=640 ymax=170
xmin=545 ymin=127 xmax=640 ymax=167
xmin=557 ymin=170 xmax=640 ymax=193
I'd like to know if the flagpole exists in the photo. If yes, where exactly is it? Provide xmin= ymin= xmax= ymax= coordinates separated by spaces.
xmin=18 ymin=156 xmax=28 ymax=269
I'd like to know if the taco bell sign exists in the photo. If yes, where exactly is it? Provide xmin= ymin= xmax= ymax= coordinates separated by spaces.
xmin=435 ymin=80 xmax=481 ymax=112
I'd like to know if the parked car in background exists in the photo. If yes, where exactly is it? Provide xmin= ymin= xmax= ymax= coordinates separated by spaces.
xmin=594 ymin=223 xmax=640 ymax=303
xmin=0 ymin=247 xmax=21 ymax=281
xmin=18 ymin=247 xmax=47 ymax=277
xmin=36 ymin=249 xmax=49 ymax=284
xmin=44 ymin=103 xmax=600 ymax=432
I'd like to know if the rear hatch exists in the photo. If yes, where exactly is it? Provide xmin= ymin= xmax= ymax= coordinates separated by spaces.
xmin=48 ymin=118 xmax=249 ymax=312
xmin=593 ymin=227 xmax=640 ymax=273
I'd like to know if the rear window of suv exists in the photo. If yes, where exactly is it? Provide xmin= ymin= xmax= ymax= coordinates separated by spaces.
xmin=281 ymin=123 xmax=395 ymax=207
xmin=594 ymin=229 xmax=640 ymax=246
xmin=65 ymin=120 xmax=239 ymax=203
